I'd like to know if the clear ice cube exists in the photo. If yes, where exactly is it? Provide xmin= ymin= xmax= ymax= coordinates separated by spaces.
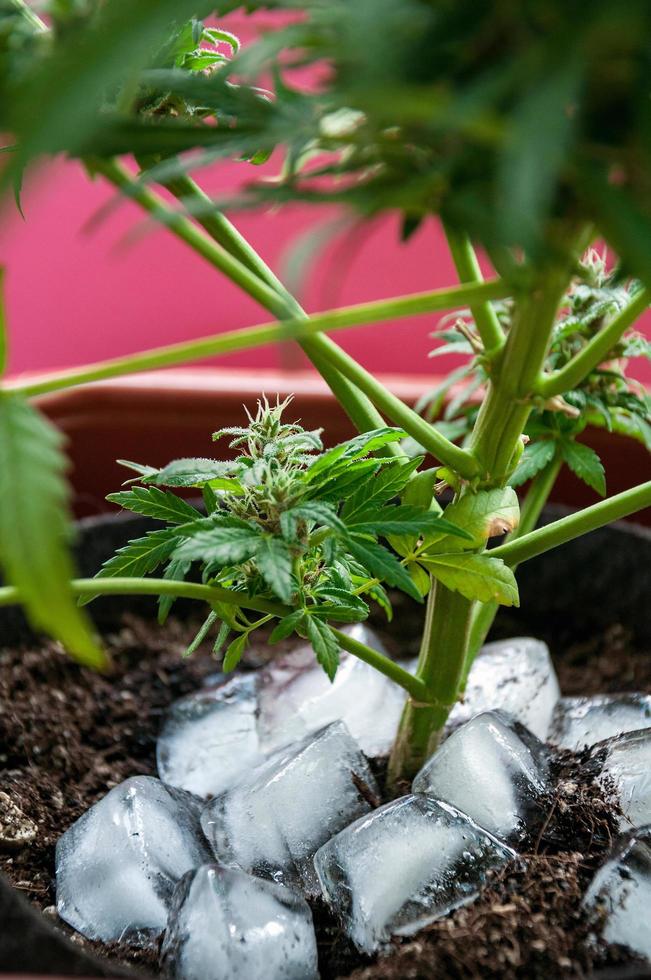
xmin=549 ymin=693 xmax=651 ymax=751
xmin=201 ymin=721 xmax=378 ymax=895
xmin=161 ymin=864 xmax=319 ymax=980
xmin=55 ymin=775 xmax=211 ymax=944
xmin=157 ymin=674 xmax=264 ymax=798
xmin=314 ymin=794 xmax=514 ymax=953
xmin=448 ymin=638 xmax=560 ymax=740
xmin=583 ymin=826 xmax=651 ymax=960
xmin=413 ymin=710 xmax=551 ymax=844
xmin=594 ymin=727 xmax=651 ymax=830
xmin=257 ymin=624 xmax=411 ymax=758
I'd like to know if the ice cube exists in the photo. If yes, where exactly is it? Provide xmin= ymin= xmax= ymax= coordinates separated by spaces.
xmin=157 ymin=674 xmax=264 ymax=798
xmin=201 ymin=721 xmax=378 ymax=895
xmin=55 ymin=775 xmax=211 ymax=944
xmin=258 ymin=623 xmax=411 ymax=757
xmin=161 ymin=864 xmax=318 ymax=980
xmin=413 ymin=710 xmax=551 ymax=844
xmin=594 ymin=727 xmax=651 ymax=830
xmin=314 ymin=794 xmax=514 ymax=953
xmin=583 ymin=826 xmax=651 ymax=960
xmin=549 ymin=694 xmax=651 ymax=751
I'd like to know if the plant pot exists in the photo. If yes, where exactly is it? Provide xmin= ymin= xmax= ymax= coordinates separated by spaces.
xmin=1 ymin=366 xmax=650 ymax=979
xmin=28 ymin=367 xmax=651 ymax=524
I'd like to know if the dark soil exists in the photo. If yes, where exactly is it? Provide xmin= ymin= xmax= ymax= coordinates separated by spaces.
xmin=1 ymin=599 xmax=650 ymax=979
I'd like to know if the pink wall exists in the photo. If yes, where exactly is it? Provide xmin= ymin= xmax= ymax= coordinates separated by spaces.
xmin=0 ymin=9 xmax=649 ymax=387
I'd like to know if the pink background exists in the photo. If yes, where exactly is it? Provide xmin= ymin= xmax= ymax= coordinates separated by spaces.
xmin=1 ymin=11 xmax=649 ymax=388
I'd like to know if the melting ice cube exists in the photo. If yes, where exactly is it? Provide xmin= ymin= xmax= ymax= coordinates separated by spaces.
xmin=157 ymin=674 xmax=264 ymax=798
xmin=161 ymin=864 xmax=318 ymax=980
xmin=257 ymin=623 xmax=411 ymax=757
xmin=448 ymin=638 xmax=560 ymax=740
xmin=583 ymin=826 xmax=651 ymax=960
xmin=549 ymin=694 xmax=651 ymax=751
xmin=594 ymin=727 xmax=651 ymax=830
xmin=201 ymin=721 xmax=378 ymax=895
xmin=314 ymin=794 xmax=514 ymax=953
xmin=413 ymin=710 xmax=551 ymax=844
xmin=55 ymin=776 xmax=210 ymax=944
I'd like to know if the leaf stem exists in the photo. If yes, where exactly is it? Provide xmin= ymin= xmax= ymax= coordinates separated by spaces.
xmin=490 ymin=480 xmax=651 ymax=566
xmin=536 ymin=288 xmax=650 ymax=397
xmin=331 ymin=627 xmax=427 ymax=701
xmin=443 ymin=224 xmax=505 ymax=354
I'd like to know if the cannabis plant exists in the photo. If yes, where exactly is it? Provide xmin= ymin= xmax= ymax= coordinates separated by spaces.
xmin=0 ymin=1 xmax=650 ymax=780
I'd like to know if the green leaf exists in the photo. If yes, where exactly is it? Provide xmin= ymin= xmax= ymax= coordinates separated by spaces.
xmin=510 ymin=440 xmax=557 ymax=487
xmin=107 ymin=486 xmax=201 ymax=524
xmin=87 ymin=527 xmax=180 ymax=602
xmin=367 ymin=581 xmax=393 ymax=621
xmin=305 ymin=616 xmax=340 ymax=681
xmin=425 ymin=488 xmax=520 ymax=553
xmin=280 ymin=501 xmax=345 ymax=541
xmin=223 ymin=632 xmax=248 ymax=673
xmin=309 ymin=603 xmax=367 ymax=623
xmin=313 ymin=460 xmax=383 ymax=501
xmin=305 ymin=427 xmax=406 ymax=482
xmin=143 ymin=457 xmax=241 ymax=490
xmin=117 ymin=459 xmax=160 ymax=481
xmin=347 ymin=536 xmax=422 ymax=602
xmin=0 ymin=267 xmax=7 ymax=378
xmin=341 ymin=456 xmax=422 ymax=521
xmin=157 ymin=555 xmax=191 ymax=625
xmin=175 ymin=526 xmax=261 ymax=566
xmin=269 ymin=609 xmax=306 ymax=643
xmin=560 ymin=440 xmax=606 ymax=496
xmin=256 ymin=536 xmax=294 ymax=603
xmin=0 ymin=395 xmax=104 ymax=667
xmin=348 ymin=506 xmax=472 ymax=538
xmin=408 ymin=561 xmax=431 ymax=597
xmin=183 ymin=609 xmax=218 ymax=658
xmin=420 ymin=553 xmax=520 ymax=606
xmin=401 ymin=467 xmax=442 ymax=513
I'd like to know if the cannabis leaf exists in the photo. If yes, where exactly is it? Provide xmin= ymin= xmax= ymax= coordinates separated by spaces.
xmin=560 ymin=440 xmax=606 ymax=496
xmin=107 ymin=486 xmax=201 ymax=524
xmin=0 ymin=395 xmax=104 ymax=666
xmin=305 ymin=616 xmax=340 ymax=681
xmin=420 ymin=553 xmax=520 ymax=606
xmin=510 ymin=440 xmax=557 ymax=487
xmin=256 ymin=536 xmax=294 ymax=602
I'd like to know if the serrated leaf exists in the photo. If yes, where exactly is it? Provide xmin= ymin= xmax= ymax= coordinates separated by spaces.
xmin=305 ymin=427 xmax=406 ymax=482
xmin=157 ymin=555 xmax=192 ymax=625
xmin=607 ymin=411 xmax=651 ymax=452
xmin=175 ymin=526 xmax=261 ymax=566
xmin=117 ymin=459 xmax=160 ymax=481
xmin=0 ymin=395 xmax=104 ymax=667
xmin=347 ymin=536 xmax=422 ymax=602
xmin=367 ymin=582 xmax=393 ymax=621
xmin=314 ymin=460 xmax=383 ymax=501
xmin=183 ymin=609 xmax=218 ymax=658
xmin=348 ymin=506 xmax=472 ymax=538
xmin=143 ymin=457 xmax=241 ymax=489
xmin=269 ymin=609 xmax=306 ymax=643
xmin=408 ymin=562 xmax=431 ymax=597
xmin=342 ymin=456 xmax=423 ymax=521
xmin=425 ymin=488 xmax=520 ymax=553
xmin=510 ymin=440 xmax=557 ymax=487
xmin=86 ymin=527 xmax=180 ymax=604
xmin=107 ymin=486 xmax=201 ymax=524
xmin=309 ymin=603 xmax=367 ymax=623
xmin=420 ymin=553 xmax=519 ymax=606
xmin=256 ymin=536 xmax=294 ymax=603
xmin=560 ymin=440 xmax=606 ymax=496
xmin=280 ymin=501 xmax=345 ymax=542
xmin=305 ymin=616 xmax=340 ymax=681
xmin=223 ymin=632 xmax=248 ymax=673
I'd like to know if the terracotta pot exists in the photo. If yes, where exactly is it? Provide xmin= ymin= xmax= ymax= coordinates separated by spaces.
xmin=30 ymin=366 xmax=651 ymax=523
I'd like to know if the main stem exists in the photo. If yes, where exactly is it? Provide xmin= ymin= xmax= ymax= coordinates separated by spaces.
xmin=388 ymin=257 xmax=576 ymax=784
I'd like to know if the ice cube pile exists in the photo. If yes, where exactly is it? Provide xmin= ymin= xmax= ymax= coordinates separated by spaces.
xmin=412 ymin=710 xmax=551 ymax=844
xmin=54 ymin=628 xmax=651 ymax=975
xmin=201 ymin=722 xmax=378 ymax=895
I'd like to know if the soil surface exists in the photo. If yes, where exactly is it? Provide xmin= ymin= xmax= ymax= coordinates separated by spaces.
xmin=1 ymin=595 xmax=650 ymax=979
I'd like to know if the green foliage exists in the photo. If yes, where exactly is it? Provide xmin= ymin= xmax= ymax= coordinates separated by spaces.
xmin=0 ymin=394 xmax=104 ymax=666
xmin=100 ymin=399 xmax=490 ymax=679
xmin=416 ymin=251 xmax=650 ymax=497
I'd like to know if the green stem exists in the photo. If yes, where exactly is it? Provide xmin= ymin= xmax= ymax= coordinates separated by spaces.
xmin=331 ymin=628 xmax=427 ymax=702
xmin=443 ymin=224 xmax=504 ymax=353
xmin=536 ymin=288 xmax=650 ymax=398
xmin=388 ymin=254 xmax=578 ymax=784
xmin=0 ymin=576 xmax=424 ymax=697
xmin=465 ymin=454 xmax=563 ymax=672
xmin=11 ymin=0 xmax=47 ymax=31
xmin=491 ymin=479 xmax=651 ymax=566
xmin=162 ymin=173 xmax=402 ymax=454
